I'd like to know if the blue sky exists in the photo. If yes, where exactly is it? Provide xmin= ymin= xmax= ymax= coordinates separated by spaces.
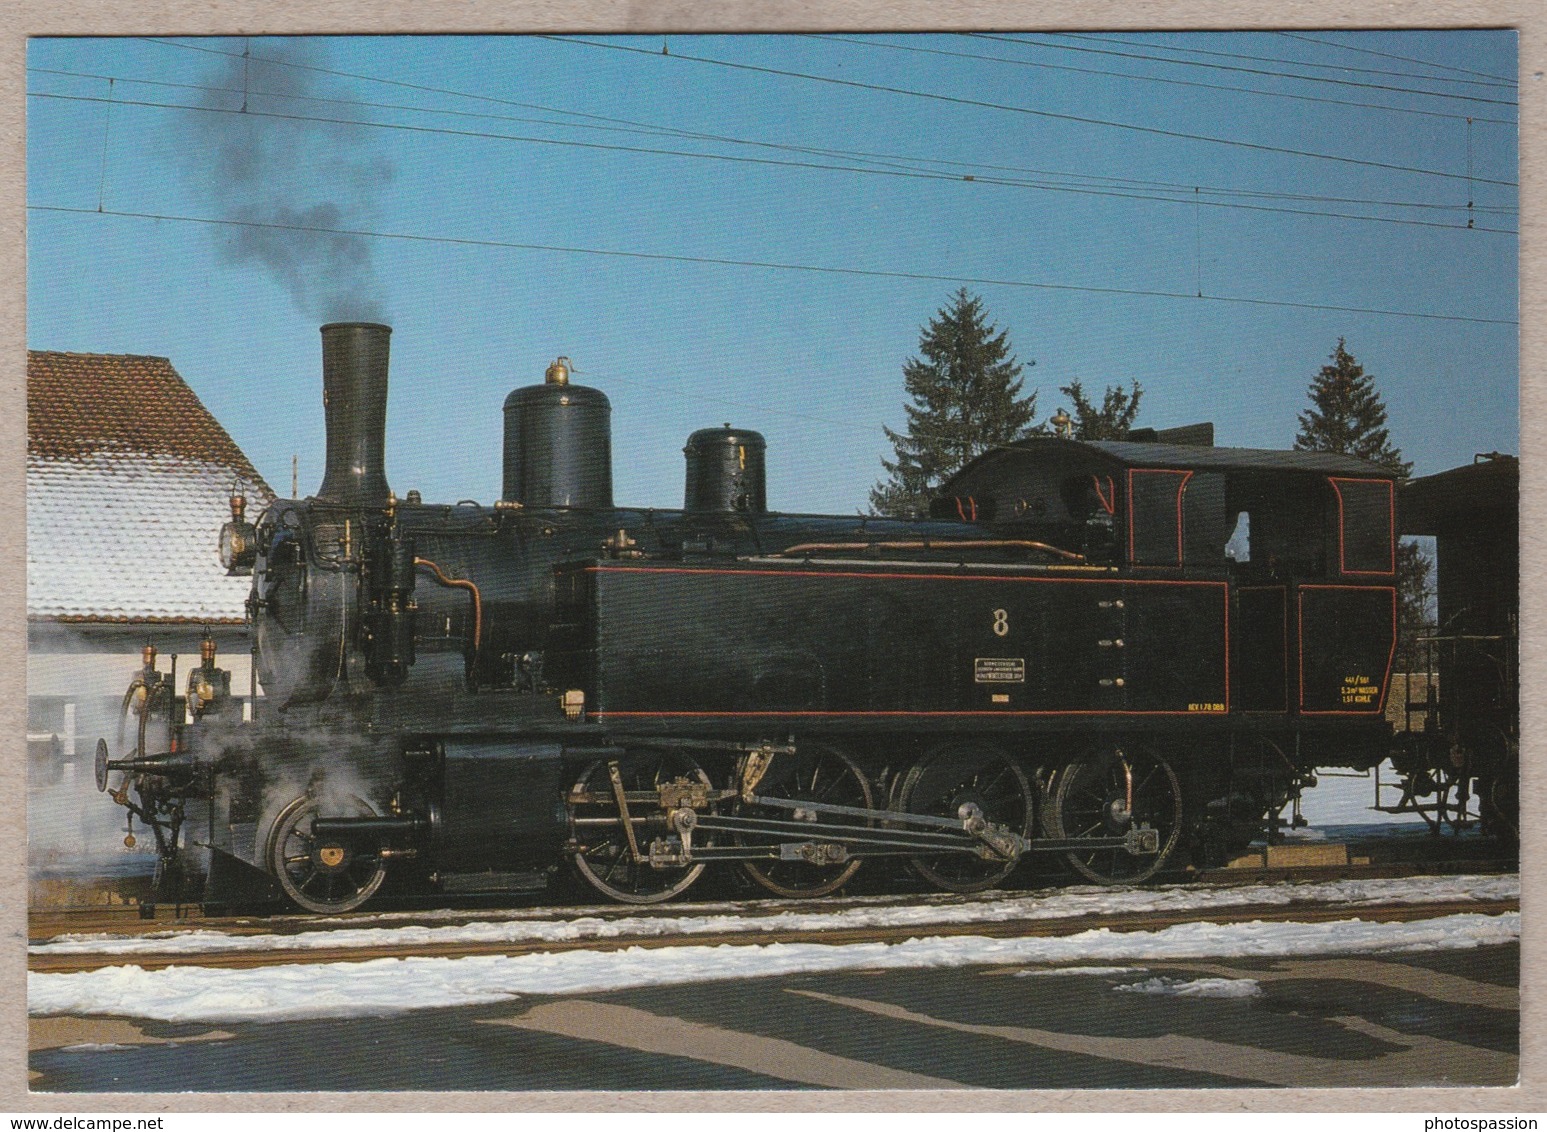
xmin=26 ymin=32 xmax=1518 ymax=512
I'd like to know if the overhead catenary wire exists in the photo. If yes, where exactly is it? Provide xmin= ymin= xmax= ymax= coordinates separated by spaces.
xmin=30 ymin=63 xmax=1517 ymax=220
xmin=1056 ymin=30 xmax=1517 ymax=89
xmin=802 ymin=33 xmax=1516 ymax=126
xmin=1273 ymin=31 xmax=1517 ymax=85
xmin=25 ymin=86 xmax=1517 ymax=235
xmin=134 ymin=35 xmax=1517 ymax=189
xmin=129 ymin=39 xmax=1519 ymax=212
xmin=541 ymin=35 xmax=1518 ymax=189
xmin=964 ymin=32 xmax=1519 ymax=107
xmin=27 ymin=204 xmax=1519 ymax=328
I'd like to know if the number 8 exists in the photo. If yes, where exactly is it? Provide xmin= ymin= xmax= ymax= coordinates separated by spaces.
xmin=992 ymin=608 xmax=1010 ymax=637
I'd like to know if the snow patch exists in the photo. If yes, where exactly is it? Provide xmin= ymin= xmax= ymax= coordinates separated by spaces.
xmin=28 ymin=911 xmax=1518 ymax=1024
xmin=1114 ymin=976 xmax=1263 ymax=999
xmin=1014 ymin=966 xmax=1146 ymax=977
xmin=32 ymin=873 xmax=1519 ymax=959
xmin=27 ymin=451 xmax=261 ymax=621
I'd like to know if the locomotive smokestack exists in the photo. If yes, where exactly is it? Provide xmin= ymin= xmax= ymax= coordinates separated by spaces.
xmin=317 ymin=322 xmax=392 ymax=506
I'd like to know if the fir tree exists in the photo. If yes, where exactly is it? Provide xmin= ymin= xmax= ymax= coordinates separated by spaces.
xmin=1294 ymin=339 xmax=1431 ymax=641
xmin=870 ymin=289 xmax=1037 ymax=517
xmin=1059 ymin=379 xmax=1143 ymax=440
xmin=1294 ymin=339 xmax=1412 ymax=476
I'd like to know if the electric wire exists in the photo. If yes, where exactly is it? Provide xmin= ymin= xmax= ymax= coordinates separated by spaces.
xmin=25 ymin=86 xmax=1517 ymax=235
xmin=1273 ymin=31 xmax=1517 ymax=85
xmin=542 ymin=36 xmax=1517 ymax=188
xmin=31 ymin=63 xmax=1516 ymax=220
xmin=137 ymin=35 xmax=1519 ymax=187
xmin=27 ymin=204 xmax=1518 ymax=327
xmin=803 ymin=34 xmax=1515 ymax=125
xmin=1055 ymin=31 xmax=1516 ymax=89
xmin=965 ymin=33 xmax=1518 ymax=107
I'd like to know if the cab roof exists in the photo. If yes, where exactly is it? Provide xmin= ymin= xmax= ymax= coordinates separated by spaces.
xmin=945 ymin=435 xmax=1396 ymax=485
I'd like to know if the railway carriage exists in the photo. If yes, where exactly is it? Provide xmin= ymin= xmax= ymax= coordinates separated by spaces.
xmin=95 ymin=322 xmax=1500 ymax=913
xmin=1391 ymin=453 xmax=1519 ymax=840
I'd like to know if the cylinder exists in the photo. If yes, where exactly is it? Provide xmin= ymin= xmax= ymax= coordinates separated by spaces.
xmin=685 ymin=426 xmax=766 ymax=514
xmin=502 ymin=380 xmax=613 ymax=509
xmin=316 ymin=323 xmax=393 ymax=506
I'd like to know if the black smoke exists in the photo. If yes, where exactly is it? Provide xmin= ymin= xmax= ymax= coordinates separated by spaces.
xmin=180 ymin=38 xmax=394 ymax=322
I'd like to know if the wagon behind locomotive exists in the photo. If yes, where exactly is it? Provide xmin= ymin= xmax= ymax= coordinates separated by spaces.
xmin=1393 ymin=453 xmax=1519 ymax=840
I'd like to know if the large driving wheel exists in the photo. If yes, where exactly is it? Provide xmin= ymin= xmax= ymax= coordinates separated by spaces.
xmin=898 ymin=741 xmax=1032 ymax=893
xmin=570 ymin=750 xmax=712 ymax=904
xmin=1050 ymin=746 xmax=1182 ymax=884
xmin=740 ymin=742 xmax=872 ymax=898
xmin=266 ymin=793 xmax=388 ymax=914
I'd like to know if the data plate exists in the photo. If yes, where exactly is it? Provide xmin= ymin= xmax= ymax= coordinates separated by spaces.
xmin=974 ymin=657 xmax=1026 ymax=684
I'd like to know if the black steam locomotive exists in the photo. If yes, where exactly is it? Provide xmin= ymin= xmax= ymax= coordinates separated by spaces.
xmin=95 ymin=323 xmax=1515 ymax=912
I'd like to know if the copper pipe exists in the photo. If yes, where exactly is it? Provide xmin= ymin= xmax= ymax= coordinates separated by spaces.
xmin=776 ymin=539 xmax=1085 ymax=563
xmin=414 ymin=557 xmax=483 ymax=653
xmin=1120 ymin=751 xmax=1134 ymax=820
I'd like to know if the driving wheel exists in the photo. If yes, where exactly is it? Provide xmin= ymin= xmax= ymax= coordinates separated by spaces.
xmin=897 ymin=741 xmax=1032 ymax=893
xmin=570 ymin=750 xmax=712 ymax=904
xmin=1049 ymin=747 xmax=1182 ymax=884
xmin=740 ymin=742 xmax=872 ymax=898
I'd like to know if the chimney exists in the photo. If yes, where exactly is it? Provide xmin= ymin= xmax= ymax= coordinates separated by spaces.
xmin=316 ymin=322 xmax=392 ymax=506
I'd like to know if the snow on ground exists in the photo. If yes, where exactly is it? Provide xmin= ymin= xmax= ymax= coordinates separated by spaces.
xmin=28 ymin=911 xmax=1517 ymax=1024
xmin=1114 ymin=976 xmax=1264 ymax=999
xmin=1295 ymin=762 xmax=1422 ymax=827
xmin=31 ymin=873 xmax=1518 ymax=959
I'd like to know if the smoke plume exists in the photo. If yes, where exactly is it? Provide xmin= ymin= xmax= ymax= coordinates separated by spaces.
xmin=181 ymin=38 xmax=395 ymax=322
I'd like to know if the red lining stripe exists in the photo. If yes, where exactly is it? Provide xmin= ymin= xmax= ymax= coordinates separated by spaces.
xmin=1126 ymin=468 xmax=1192 ymax=567
xmin=1092 ymin=475 xmax=1116 ymax=515
xmin=584 ymin=568 xmax=1229 ymax=717
xmin=1328 ymin=476 xmax=1396 ymax=576
xmin=594 ymin=710 xmax=1231 ymax=718
xmin=1297 ymin=584 xmax=1398 ymax=715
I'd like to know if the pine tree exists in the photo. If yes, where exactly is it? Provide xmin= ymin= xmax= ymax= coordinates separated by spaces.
xmin=1294 ymin=339 xmax=1431 ymax=641
xmin=1059 ymin=379 xmax=1143 ymax=440
xmin=870 ymin=289 xmax=1038 ymax=517
xmin=1294 ymin=339 xmax=1412 ymax=476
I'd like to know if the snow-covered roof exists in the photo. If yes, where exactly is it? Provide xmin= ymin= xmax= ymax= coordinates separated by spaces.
xmin=27 ymin=351 xmax=272 ymax=624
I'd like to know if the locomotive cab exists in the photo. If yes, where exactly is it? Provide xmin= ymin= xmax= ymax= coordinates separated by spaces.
xmin=937 ymin=435 xmax=1401 ymax=854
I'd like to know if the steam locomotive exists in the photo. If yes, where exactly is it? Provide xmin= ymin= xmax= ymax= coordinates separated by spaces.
xmin=95 ymin=322 xmax=1517 ymax=912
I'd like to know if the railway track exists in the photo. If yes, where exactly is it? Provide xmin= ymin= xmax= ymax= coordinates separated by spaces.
xmin=27 ymin=848 xmax=1517 ymax=938
xmin=28 ymin=893 xmax=1518 ymax=975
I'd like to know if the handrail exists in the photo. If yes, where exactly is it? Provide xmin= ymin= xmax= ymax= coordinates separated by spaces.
xmin=773 ymin=539 xmax=1086 ymax=563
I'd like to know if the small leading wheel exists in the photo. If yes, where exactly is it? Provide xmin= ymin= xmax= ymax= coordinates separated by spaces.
xmin=1050 ymin=747 xmax=1182 ymax=884
xmin=740 ymin=742 xmax=873 ymax=898
xmin=266 ymin=794 xmax=388 ymax=914
xmin=898 ymin=741 xmax=1032 ymax=893
xmin=570 ymin=750 xmax=712 ymax=904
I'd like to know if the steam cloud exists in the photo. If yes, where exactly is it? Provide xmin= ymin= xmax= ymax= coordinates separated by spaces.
xmin=182 ymin=38 xmax=394 ymax=322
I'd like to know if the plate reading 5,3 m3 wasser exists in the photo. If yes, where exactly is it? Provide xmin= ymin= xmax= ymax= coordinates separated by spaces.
xmin=974 ymin=658 xmax=1026 ymax=684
